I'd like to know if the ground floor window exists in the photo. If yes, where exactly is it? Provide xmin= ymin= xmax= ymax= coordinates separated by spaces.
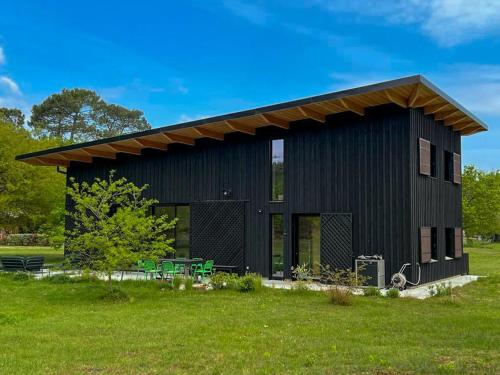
xmin=271 ymin=214 xmax=284 ymax=278
xmin=445 ymin=228 xmax=455 ymax=259
xmin=153 ymin=204 xmax=190 ymax=258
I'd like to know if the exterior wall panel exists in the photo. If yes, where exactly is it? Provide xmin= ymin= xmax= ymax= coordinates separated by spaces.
xmin=66 ymin=104 xmax=466 ymax=284
xmin=409 ymin=108 xmax=466 ymax=284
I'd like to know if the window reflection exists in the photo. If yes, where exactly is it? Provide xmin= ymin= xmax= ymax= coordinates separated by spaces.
xmin=271 ymin=139 xmax=284 ymax=201
xmin=271 ymin=214 xmax=284 ymax=278
xmin=154 ymin=205 xmax=190 ymax=258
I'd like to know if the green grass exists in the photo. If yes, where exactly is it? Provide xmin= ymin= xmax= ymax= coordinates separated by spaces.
xmin=0 ymin=246 xmax=64 ymax=264
xmin=0 ymin=245 xmax=499 ymax=374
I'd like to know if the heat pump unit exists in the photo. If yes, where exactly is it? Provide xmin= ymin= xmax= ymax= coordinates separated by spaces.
xmin=355 ymin=258 xmax=385 ymax=289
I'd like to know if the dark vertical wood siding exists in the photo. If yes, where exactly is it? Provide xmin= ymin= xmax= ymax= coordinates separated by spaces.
xmin=409 ymin=108 xmax=467 ymax=284
xmin=66 ymin=104 xmax=466 ymax=284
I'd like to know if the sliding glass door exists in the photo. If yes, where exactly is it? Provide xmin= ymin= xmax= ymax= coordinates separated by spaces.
xmin=270 ymin=214 xmax=284 ymax=279
xmin=295 ymin=215 xmax=321 ymax=275
xmin=154 ymin=204 xmax=190 ymax=258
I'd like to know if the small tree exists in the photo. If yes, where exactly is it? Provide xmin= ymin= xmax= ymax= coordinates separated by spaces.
xmin=66 ymin=171 xmax=176 ymax=288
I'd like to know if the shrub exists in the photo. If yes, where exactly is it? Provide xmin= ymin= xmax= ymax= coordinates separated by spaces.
xmin=172 ymin=276 xmax=183 ymax=290
xmin=291 ymin=264 xmax=314 ymax=292
xmin=364 ymin=286 xmax=382 ymax=297
xmin=320 ymin=265 xmax=368 ymax=306
xmin=5 ymin=233 xmax=49 ymax=246
xmin=238 ymin=273 xmax=262 ymax=292
xmin=429 ymin=283 xmax=452 ymax=297
xmin=386 ymin=288 xmax=400 ymax=298
xmin=184 ymin=277 xmax=194 ymax=291
xmin=210 ymin=272 xmax=239 ymax=290
xmin=328 ymin=288 xmax=353 ymax=305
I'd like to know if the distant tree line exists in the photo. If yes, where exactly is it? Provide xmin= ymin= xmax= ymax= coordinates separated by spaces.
xmin=0 ymin=88 xmax=151 ymax=236
xmin=462 ymin=165 xmax=500 ymax=241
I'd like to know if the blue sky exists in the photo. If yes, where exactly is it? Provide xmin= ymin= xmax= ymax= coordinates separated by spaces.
xmin=0 ymin=0 xmax=499 ymax=169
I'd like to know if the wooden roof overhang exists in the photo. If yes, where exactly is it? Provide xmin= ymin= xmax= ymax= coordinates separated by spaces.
xmin=16 ymin=75 xmax=488 ymax=167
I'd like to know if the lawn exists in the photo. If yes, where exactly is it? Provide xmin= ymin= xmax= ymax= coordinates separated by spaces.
xmin=0 ymin=245 xmax=499 ymax=374
xmin=0 ymin=246 xmax=64 ymax=264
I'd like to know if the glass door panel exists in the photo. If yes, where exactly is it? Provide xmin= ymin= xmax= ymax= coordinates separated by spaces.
xmin=271 ymin=214 xmax=284 ymax=278
xmin=176 ymin=205 xmax=190 ymax=259
xmin=296 ymin=215 xmax=321 ymax=275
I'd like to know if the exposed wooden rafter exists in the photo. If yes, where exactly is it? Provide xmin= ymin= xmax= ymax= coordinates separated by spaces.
xmin=82 ymin=148 xmax=117 ymax=160
xmin=59 ymin=152 xmax=92 ymax=163
xmin=444 ymin=115 xmax=470 ymax=127
xmin=424 ymin=102 xmax=450 ymax=115
xmin=193 ymin=127 xmax=225 ymax=141
xmin=260 ymin=113 xmax=289 ymax=129
xmin=37 ymin=157 xmax=69 ymax=167
xmin=434 ymin=110 xmax=461 ymax=121
xmin=408 ymin=84 xmax=421 ymax=107
xmin=162 ymin=133 xmax=195 ymax=146
xmin=453 ymin=121 xmax=476 ymax=131
xmin=297 ymin=106 xmax=326 ymax=123
xmin=134 ymin=138 xmax=168 ymax=151
xmin=411 ymin=95 xmax=440 ymax=108
xmin=384 ymin=90 xmax=408 ymax=108
xmin=463 ymin=127 xmax=482 ymax=135
xmin=225 ymin=120 xmax=256 ymax=135
xmin=108 ymin=143 xmax=142 ymax=155
xmin=338 ymin=98 xmax=365 ymax=116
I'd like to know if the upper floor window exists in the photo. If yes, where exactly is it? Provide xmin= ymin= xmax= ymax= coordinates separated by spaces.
xmin=444 ymin=150 xmax=453 ymax=182
xmin=271 ymin=139 xmax=284 ymax=201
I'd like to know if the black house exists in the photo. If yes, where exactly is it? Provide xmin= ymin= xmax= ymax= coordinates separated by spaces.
xmin=17 ymin=76 xmax=488 ymax=284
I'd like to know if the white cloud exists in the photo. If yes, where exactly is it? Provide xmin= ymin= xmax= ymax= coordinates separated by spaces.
xmin=0 ymin=76 xmax=22 ymax=95
xmin=313 ymin=0 xmax=500 ymax=46
xmin=0 ymin=46 xmax=5 ymax=65
xmin=169 ymin=78 xmax=188 ymax=95
xmin=178 ymin=114 xmax=208 ymax=123
xmin=222 ymin=0 xmax=269 ymax=25
xmin=429 ymin=64 xmax=500 ymax=116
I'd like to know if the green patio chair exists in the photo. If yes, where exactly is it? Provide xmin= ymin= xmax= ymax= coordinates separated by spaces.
xmin=174 ymin=262 xmax=185 ymax=274
xmin=190 ymin=258 xmax=204 ymax=276
xmin=161 ymin=261 xmax=178 ymax=280
xmin=138 ymin=259 xmax=160 ymax=280
xmin=194 ymin=260 xmax=214 ymax=278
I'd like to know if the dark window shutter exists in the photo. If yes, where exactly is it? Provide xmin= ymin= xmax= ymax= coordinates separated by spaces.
xmin=454 ymin=227 xmax=463 ymax=258
xmin=420 ymin=227 xmax=432 ymax=263
xmin=453 ymin=153 xmax=461 ymax=184
xmin=419 ymin=138 xmax=431 ymax=176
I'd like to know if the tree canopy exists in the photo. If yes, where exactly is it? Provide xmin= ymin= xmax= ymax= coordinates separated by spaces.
xmin=462 ymin=165 xmax=500 ymax=239
xmin=0 ymin=108 xmax=25 ymax=129
xmin=0 ymin=120 xmax=65 ymax=232
xmin=29 ymin=88 xmax=150 ymax=142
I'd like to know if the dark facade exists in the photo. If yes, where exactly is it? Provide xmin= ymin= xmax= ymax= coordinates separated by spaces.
xmin=66 ymin=103 xmax=467 ymax=284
